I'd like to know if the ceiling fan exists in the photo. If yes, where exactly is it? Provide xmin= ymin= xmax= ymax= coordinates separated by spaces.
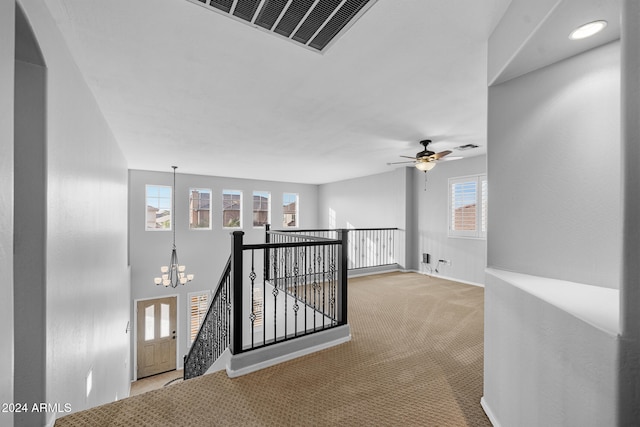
xmin=388 ymin=139 xmax=453 ymax=171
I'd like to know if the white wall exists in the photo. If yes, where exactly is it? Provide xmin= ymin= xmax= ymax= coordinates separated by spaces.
xmin=483 ymin=271 xmax=618 ymax=427
xmin=15 ymin=0 xmax=131 ymax=423
xmin=487 ymin=41 xmax=621 ymax=289
xmin=484 ymin=41 xmax=621 ymax=426
xmin=317 ymin=168 xmax=407 ymax=229
xmin=0 ymin=2 xmax=15 ymax=427
xmin=414 ymin=155 xmax=487 ymax=286
xmin=128 ymin=169 xmax=319 ymax=375
xmin=317 ymin=167 xmax=412 ymax=269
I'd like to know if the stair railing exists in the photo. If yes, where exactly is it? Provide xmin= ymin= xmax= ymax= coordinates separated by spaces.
xmin=184 ymin=227 xmax=349 ymax=380
xmin=183 ymin=256 xmax=232 ymax=380
xmin=268 ymin=226 xmax=398 ymax=270
xmin=231 ymin=229 xmax=348 ymax=354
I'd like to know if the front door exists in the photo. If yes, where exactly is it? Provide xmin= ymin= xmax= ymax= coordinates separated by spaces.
xmin=136 ymin=296 xmax=177 ymax=379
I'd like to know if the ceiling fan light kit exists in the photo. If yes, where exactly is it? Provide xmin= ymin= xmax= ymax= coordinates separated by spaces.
xmin=415 ymin=160 xmax=436 ymax=171
xmin=387 ymin=139 xmax=452 ymax=172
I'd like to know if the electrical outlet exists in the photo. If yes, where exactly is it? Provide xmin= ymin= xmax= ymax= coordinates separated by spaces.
xmin=422 ymin=253 xmax=430 ymax=264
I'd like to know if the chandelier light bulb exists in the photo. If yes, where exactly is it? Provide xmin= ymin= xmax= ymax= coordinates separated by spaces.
xmin=154 ymin=277 xmax=162 ymax=285
xmin=161 ymin=266 xmax=169 ymax=273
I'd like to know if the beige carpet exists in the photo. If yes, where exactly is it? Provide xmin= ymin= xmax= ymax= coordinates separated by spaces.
xmin=56 ymin=272 xmax=489 ymax=426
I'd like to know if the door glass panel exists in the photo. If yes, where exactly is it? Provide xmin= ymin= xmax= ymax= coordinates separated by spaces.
xmin=145 ymin=305 xmax=155 ymax=341
xmin=160 ymin=303 xmax=170 ymax=338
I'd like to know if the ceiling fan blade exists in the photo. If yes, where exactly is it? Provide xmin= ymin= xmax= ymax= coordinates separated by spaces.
xmin=399 ymin=155 xmax=416 ymax=159
xmin=431 ymin=150 xmax=452 ymax=160
xmin=387 ymin=161 xmax=416 ymax=165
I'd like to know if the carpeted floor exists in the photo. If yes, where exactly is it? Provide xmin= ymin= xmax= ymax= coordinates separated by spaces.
xmin=56 ymin=272 xmax=490 ymax=426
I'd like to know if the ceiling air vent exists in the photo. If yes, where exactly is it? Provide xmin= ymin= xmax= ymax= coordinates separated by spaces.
xmin=188 ymin=0 xmax=377 ymax=52
xmin=455 ymin=144 xmax=480 ymax=151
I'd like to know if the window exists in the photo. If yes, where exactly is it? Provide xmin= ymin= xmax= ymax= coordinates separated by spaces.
xmin=222 ymin=190 xmax=242 ymax=228
xmin=146 ymin=185 xmax=171 ymax=230
xmin=253 ymin=191 xmax=271 ymax=227
xmin=189 ymin=188 xmax=211 ymax=230
xmin=283 ymin=193 xmax=298 ymax=227
xmin=188 ymin=292 xmax=211 ymax=345
xmin=448 ymin=174 xmax=487 ymax=238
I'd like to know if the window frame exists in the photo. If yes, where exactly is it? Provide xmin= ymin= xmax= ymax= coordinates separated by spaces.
xmin=222 ymin=189 xmax=243 ymax=229
xmin=252 ymin=190 xmax=271 ymax=228
xmin=447 ymin=174 xmax=487 ymax=239
xmin=189 ymin=188 xmax=212 ymax=231
xmin=145 ymin=184 xmax=172 ymax=231
xmin=282 ymin=193 xmax=299 ymax=228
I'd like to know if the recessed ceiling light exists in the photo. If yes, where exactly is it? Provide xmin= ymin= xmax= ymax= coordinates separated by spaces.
xmin=569 ymin=20 xmax=607 ymax=40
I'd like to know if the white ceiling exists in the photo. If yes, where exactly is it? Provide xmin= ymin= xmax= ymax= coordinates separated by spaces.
xmin=46 ymin=0 xmax=513 ymax=184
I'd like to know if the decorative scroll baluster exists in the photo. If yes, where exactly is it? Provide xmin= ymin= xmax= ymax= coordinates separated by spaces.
xmin=249 ymin=250 xmax=256 ymax=350
xmin=184 ymin=257 xmax=232 ymax=380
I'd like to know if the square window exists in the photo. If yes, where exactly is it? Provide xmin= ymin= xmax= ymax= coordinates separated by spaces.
xmin=448 ymin=175 xmax=487 ymax=239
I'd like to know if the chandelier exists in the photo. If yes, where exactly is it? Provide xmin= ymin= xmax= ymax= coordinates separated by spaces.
xmin=154 ymin=166 xmax=194 ymax=288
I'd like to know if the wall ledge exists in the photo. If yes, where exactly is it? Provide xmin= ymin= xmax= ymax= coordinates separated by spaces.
xmin=486 ymin=268 xmax=619 ymax=336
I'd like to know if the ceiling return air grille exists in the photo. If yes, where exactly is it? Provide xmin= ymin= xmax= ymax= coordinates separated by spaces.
xmin=188 ymin=0 xmax=377 ymax=52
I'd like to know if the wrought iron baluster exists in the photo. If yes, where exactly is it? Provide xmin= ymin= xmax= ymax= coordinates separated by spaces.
xmin=249 ymin=249 xmax=256 ymax=350
xmin=273 ymin=246 xmax=279 ymax=343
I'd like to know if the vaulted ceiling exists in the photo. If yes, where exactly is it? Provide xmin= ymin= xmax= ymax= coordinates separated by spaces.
xmin=46 ymin=0 xmax=512 ymax=184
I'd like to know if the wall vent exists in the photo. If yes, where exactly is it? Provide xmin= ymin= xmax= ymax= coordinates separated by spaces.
xmin=187 ymin=0 xmax=377 ymax=53
xmin=455 ymin=144 xmax=480 ymax=151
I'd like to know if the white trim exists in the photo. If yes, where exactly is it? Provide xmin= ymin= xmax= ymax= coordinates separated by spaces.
xmin=45 ymin=413 xmax=56 ymax=427
xmin=227 ymin=325 xmax=351 ymax=378
xmin=480 ymin=397 xmax=501 ymax=427
xmin=410 ymin=269 xmax=485 ymax=288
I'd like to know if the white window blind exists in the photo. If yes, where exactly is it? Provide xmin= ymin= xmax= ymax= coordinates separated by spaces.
xmin=188 ymin=292 xmax=211 ymax=345
xmin=448 ymin=174 xmax=487 ymax=238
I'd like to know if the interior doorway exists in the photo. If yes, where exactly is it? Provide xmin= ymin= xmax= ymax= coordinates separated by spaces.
xmin=136 ymin=296 xmax=177 ymax=379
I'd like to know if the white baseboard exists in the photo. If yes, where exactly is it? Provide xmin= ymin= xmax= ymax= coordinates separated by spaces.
xmin=227 ymin=325 xmax=351 ymax=378
xmin=480 ymin=397 xmax=501 ymax=427
xmin=45 ymin=412 xmax=56 ymax=427
xmin=406 ymin=269 xmax=485 ymax=288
